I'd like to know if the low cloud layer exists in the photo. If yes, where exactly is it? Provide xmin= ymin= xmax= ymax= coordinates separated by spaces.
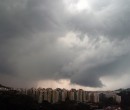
xmin=0 ymin=0 xmax=130 ymax=89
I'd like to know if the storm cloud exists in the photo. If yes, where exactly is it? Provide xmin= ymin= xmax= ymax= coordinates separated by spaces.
xmin=0 ymin=0 xmax=130 ymax=89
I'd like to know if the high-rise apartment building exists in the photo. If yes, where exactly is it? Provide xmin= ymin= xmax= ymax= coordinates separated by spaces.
xmin=47 ymin=88 xmax=52 ymax=103
xmin=61 ymin=89 xmax=67 ymax=101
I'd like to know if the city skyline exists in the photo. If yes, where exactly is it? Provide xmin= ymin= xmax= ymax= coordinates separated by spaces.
xmin=0 ymin=0 xmax=130 ymax=90
xmin=0 ymin=84 xmax=122 ymax=104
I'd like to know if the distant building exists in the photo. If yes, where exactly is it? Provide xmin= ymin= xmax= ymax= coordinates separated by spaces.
xmin=69 ymin=89 xmax=75 ymax=101
xmin=43 ymin=89 xmax=48 ymax=101
xmin=38 ymin=90 xmax=43 ymax=103
xmin=47 ymin=88 xmax=52 ymax=103
xmin=61 ymin=89 xmax=67 ymax=101
xmin=82 ymin=91 xmax=87 ymax=102
xmin=75 ymin=90 xmax=79 ymax=101
xmin=115 ymin=95 xmax=121 ymax=104
xmin=78 ymin=89 xmax=83 ymax=102
xmin=14 ymin=87 xmax=121 ymax=104
xmin=88 ymin=92 xmax=94 ymax=102
xmin=93 ymin=93 xmax=99 ymax=103
xmin=52 ymin=89 xmax=59 ymax=103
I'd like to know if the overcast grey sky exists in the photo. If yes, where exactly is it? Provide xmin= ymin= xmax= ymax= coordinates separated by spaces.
xmin=0 ymin=0 xmax=130 ymax=90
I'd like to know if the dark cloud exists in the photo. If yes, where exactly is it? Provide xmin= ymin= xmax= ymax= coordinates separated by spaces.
xmin=68 ymin=0 xmax=130 ymax=40
xmin=0 ymin=0 xmax=66 ymax=37
xmin=71 ymin=53 xmax=130 ymax=87
xmin=0 ymin=0 xmax=130 ymax=88
xmin=0 ymin=0 xmax=72 ymax=87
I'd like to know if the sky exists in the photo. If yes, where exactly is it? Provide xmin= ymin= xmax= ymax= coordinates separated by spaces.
xmin=0 ymin=0 xmax=130 ymax=90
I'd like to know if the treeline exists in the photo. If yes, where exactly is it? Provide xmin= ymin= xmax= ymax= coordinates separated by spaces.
xmin=0 ymin=90 xmax=38 ymax=110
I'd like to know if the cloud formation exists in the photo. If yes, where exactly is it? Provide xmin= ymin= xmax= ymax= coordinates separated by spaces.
xmin=0 ymin=0 xmax=130 ymax=89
